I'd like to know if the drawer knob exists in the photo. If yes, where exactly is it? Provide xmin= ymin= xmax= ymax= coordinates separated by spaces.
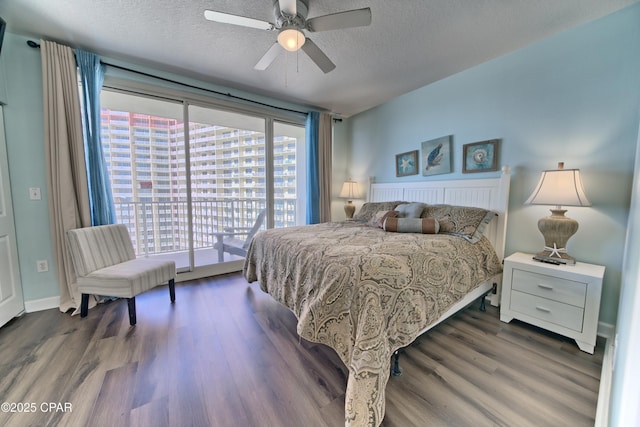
xmin=535 ymin=306 xmax=551 ymax=313
xmin=538 ymin=283 xmax=554 ymax=290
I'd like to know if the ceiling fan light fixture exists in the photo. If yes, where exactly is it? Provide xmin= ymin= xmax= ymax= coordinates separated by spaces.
xmin=277 ymin=28 xmax=305 ymax=51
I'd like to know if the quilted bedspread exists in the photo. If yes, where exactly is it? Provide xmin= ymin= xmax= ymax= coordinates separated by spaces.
xmin=243 ymin=221 xmax=501 ymax=426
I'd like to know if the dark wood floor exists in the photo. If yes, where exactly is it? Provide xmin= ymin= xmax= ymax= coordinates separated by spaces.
xmin=0 ymin=273 xmax=604 ymax=427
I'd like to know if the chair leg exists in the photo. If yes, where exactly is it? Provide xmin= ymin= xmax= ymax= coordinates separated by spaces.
xmin=80 ymin=294 xmax=89 ymax=318
xmin=169 ymin=278 xmax=176 ymax=303
xmin=127 ymin=297 xmax=137 ymax=326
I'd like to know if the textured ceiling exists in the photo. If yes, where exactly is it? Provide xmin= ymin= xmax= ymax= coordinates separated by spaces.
xmin=0 ymin=0 xmax=637 ymax=116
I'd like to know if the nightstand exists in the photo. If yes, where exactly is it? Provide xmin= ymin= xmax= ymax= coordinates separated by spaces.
xmin=500 ymin=252 xmax=605 ymax=354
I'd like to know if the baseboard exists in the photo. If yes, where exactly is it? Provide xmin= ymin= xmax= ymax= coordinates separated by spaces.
xmin=24 ymin=296 xmax=60 ymax=313
xmin=598 ymin=321 xmax=615 ymax=340
xmin=595 ymin=332 xmax=615 ymax=427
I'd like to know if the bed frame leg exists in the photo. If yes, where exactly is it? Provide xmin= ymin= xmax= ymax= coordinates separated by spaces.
xmin=479 ymin=295 xmax=487 ymax=312
xmin=479 ymin=282 xmax=498 ymax=312
xmin=391 ymin=350 xmax=402 ymax=376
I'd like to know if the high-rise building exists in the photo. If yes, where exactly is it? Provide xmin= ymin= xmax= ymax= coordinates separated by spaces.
xmin=100 ymin=109 xmax=299 ymax=259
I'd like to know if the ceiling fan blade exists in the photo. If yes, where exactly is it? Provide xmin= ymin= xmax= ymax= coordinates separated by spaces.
xmin=301 ymin=39 xmax=336 ymax=73
xmin=307 ymin=8 xmax=372 ymax=32
xmin=254 ymin=43 xmax=282 ymax=70
xmin=278 ymin=0 xmax=297 ymax=17
xmin=204 ymin=10 xmax=274 ymax=31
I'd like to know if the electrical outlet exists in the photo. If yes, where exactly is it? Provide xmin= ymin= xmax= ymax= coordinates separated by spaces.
xmin=29 ymin=187 xmax=42 ymax=200
xmin=36 ymin=260 xmax=49 ymax=273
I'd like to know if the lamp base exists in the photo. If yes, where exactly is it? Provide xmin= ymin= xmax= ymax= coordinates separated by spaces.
xmin=535 ymin=208 xmax=579 ymax=266
xmin=344 ymin=201 xmax=355 ymax=220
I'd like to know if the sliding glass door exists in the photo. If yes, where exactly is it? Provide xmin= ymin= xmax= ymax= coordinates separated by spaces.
xmin=100 ymin=90 xmax=191 ymax=269
xmin=187 ymin=105 xmax=267 ymax=267
xmin=274 ymin=121 xmax=306 ymax=228
xmin=99 ymin=87 xmax=305 ymax=274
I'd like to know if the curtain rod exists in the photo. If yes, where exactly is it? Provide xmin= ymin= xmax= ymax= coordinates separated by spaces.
xmin=26 ymin=39 xmax=331 ymax=119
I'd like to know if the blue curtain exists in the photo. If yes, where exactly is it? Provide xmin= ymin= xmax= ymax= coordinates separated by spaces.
xmin=75 ymin=49 xmax=116 ymax=226
xmin=305 ymin=112 xmax=320 ymax=224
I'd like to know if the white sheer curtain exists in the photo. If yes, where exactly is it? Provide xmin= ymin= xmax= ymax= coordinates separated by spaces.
xmin=40 ymin=40 xmax=93 ymax=313
xmin=318 ymin=112 xmax=333 ymax=222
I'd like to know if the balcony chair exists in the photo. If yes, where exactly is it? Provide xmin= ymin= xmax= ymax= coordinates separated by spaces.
xmin=213 ymin=209 xmax=266 ymax=262
xmin=66 ymin=224 xmax=176 ymax=326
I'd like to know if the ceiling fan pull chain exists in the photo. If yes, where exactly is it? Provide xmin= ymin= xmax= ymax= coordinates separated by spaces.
xmin=285 ymin=52 xmax=289 ymax=87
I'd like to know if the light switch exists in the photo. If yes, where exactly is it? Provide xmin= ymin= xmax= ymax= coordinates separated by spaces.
xmin=29 ymin=187 xmax=41 ymax=200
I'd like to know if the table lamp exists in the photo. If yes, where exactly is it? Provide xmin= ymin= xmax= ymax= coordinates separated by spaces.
xmin=339 ymin=179 xmax=362 ymax=220
xmin=525 ymin=162 xmax=591 ymax=265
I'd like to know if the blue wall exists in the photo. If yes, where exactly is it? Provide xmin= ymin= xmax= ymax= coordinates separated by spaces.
xmin=340 ymin=4 xmax=640 ymax=325
xmin=1 ymin=33 xmax=55 ymax=302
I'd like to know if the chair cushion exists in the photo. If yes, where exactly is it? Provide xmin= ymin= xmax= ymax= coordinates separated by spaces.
xmin=77 ymin=258 xmax=176 ymax=298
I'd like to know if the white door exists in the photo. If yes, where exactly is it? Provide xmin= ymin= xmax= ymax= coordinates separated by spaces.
xmin=0 ymin=106 xmax=24 ymax=327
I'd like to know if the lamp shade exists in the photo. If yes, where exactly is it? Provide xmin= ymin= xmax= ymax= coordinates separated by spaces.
xmin=525 ymin=163 xmax=591 ymax=207
xmin=277 ymin=28 xmax=306 ymax=51
xmin=339 ymin=180 xmax=362 ymax=199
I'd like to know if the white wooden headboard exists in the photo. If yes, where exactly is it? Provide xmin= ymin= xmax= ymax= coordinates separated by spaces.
xmin=369 ymin=166 xmax=511 ymax=261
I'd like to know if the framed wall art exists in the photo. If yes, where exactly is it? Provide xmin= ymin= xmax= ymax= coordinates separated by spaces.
xmin=395 ymin=150 xmax=418 ymax=177
xmin=421 ymin=135 xmax=452 ymax=176
xmin=463 ymin=139 xmax=500 ymax=173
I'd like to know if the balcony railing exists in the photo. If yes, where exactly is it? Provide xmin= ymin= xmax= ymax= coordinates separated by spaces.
xmin=113 ymin=198 xmax=298 ymax=259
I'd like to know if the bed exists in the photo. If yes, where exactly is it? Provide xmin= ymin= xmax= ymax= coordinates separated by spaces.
xmin=243 ymin=167 xmax=510 ymax=426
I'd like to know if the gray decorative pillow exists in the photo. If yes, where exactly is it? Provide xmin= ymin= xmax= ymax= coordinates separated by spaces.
xmin=421 ymin=205 xmax=497 ymax=243
xmin=395 ymin=202 xmax=428 ymax=218
xmin=353 ymin=201 xmax=406 ymax=223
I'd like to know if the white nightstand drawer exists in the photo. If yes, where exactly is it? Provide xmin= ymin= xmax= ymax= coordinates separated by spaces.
xmin=511 ymin=269 xmax=587 ymax=307
xmin=510 ymin=290 xmax=584 ymax=332
xmin=501 ymin=252 xmax=605 ymax=354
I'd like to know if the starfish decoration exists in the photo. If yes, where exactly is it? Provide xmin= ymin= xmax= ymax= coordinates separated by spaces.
xmin=543 ymin=243 xmax=567 ymax=258
xmin=400 ymin=157 xmax=413 ymax=172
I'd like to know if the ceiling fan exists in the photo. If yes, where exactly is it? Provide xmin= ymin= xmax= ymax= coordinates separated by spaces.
xmin=204 ymin=0 xmax=372 ymax=73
